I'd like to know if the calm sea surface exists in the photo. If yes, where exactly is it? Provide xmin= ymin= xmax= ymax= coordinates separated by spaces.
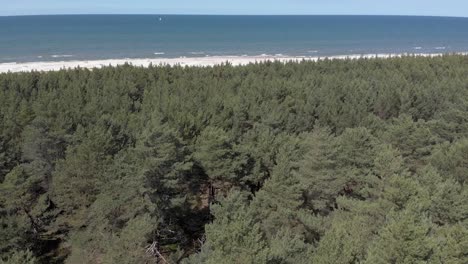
xmin=1 ymin=15 xmax=468 ymax=63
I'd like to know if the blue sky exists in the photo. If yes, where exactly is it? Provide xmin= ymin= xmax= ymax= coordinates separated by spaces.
xmin=2 ymin=0 xmax=468 ymax=17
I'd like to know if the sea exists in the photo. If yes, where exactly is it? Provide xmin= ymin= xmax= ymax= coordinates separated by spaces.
xmin=1 ymin=15 xmax=468 ymax=63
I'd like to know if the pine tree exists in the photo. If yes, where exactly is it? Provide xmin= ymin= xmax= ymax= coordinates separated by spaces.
xmin=193 ymin=126 xmax=249 ymax=200
xmin=187 ymin=191 xmax=268 ymax=264
xmin=430 ymin=224 xmax=468 ymax=264
xmin=364 ymin=206 xmax=435 ymax=264
xmin=312 ymin=212 xmax=374 ymax=264
xmin=430 ymin=139 xmax=468 ymax=184
xmin=296 ymin=127 xmax=340 ymax=214
xmin=0 ymin=249 xmax=38 ymax=264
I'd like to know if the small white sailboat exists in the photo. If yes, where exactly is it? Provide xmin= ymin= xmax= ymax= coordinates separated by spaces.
xmin=159 ymin=17 xmax=162 ymax=21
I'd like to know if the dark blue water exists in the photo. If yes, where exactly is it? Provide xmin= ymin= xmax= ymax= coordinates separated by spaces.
xmin=1 ymin=15 xmax=468 ymax=63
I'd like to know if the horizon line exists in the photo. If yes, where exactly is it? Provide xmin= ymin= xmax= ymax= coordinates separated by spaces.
xmin=1 ymin=13 xmax=468 ymax=19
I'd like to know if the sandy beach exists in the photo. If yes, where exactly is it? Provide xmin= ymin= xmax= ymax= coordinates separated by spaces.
xmin=0 ymin=53 xmax=466 ymax=73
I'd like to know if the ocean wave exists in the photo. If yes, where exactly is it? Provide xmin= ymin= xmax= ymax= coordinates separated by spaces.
xmin=275 ymin=54 xmax=285 ymax=57
xmin=190 ymin=52 xmax=205 ymax=55
xmin=434 ymin=46 xmax=446 ymax=50
xmin=308 ymin=50 xmax=319 ymax=53
xmin=51 ymin=54 xmax=74 ymax=58
xmin=413 ymin=47 xmax=422 ymax=50
xmin=154 ymin=52 xmax=165 ymax=55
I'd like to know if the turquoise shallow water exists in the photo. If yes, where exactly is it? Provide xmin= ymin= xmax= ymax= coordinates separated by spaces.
xmin=1 ymin=15 xmax=468 ymax=63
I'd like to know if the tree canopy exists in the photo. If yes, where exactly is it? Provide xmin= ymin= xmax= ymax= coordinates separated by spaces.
xmin=1 ymin=55 xmax=468 ymax=263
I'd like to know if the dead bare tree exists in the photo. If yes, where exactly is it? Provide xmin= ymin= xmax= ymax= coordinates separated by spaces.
xmin=146 ymin=241 xmax=169 ymax=264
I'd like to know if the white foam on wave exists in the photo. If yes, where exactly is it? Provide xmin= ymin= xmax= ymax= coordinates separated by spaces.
xmin=37 ymin=56 xmax=43 ymax=58
xmin=154 ymin=52 xmax=165 ymax=55
xmin=275 ymin=54 xmax=285 ymax=57
xmin=190 ymin=52 xmax=205 ymax=55
xmin=434 ymin=47 xmax=446 ymax=50
xmin=308 ymin=50 xmax=319 ymax=53
xmin=51 ymin=55 xmax=74 ymax=58
xmin=413 ymin=47 xmax=422 ymax=50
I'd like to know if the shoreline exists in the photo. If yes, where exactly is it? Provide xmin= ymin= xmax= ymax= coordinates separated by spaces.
xmin=1 ymin=52 xmax=467 ymax=73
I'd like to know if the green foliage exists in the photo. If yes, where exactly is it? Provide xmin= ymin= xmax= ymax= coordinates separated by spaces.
xmin=194 ymin=126 xmax=248 ymax=182
xmin=430 ymin=139 xmax=468 ymax=184
xmin=1 ymin=56 xmax=468 ymax=262
xmin=101 ymin=214 xmax=157 ymax=264
xmin=188 ymin=191 xmax=269 ymax=264
xmin=297 ymin=127 xmax=340 ymax=213
xmin=381 ymin=114 xmax=439 ymax=170
xmin=0 ymin=249 xmax=38 ymax=264
xmin=312 ymin=213 xmax=374 ymax=264
xmin=364 ymin=206 xmax=436 ymax=264
xmin=430 ymin=224 xmax=468 ymax=264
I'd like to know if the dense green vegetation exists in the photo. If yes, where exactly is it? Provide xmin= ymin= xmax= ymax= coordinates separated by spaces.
xmin=1 ymin=55 xmax=468 ymax=263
